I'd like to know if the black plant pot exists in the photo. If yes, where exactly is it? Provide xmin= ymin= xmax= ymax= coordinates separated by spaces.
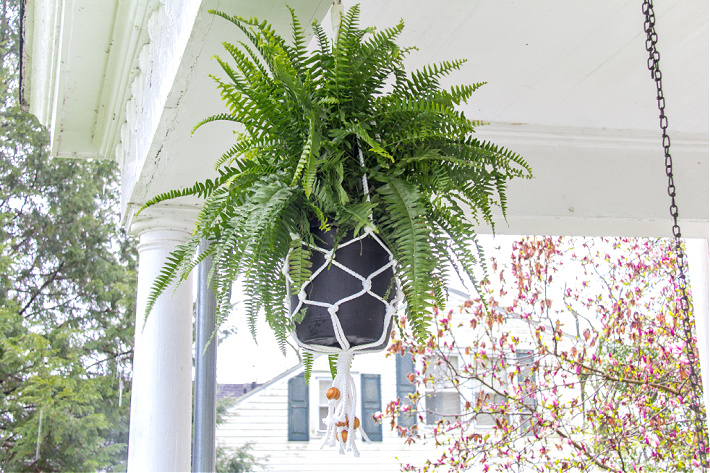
xmin=291 ymin=224 xmax=396 ymax=350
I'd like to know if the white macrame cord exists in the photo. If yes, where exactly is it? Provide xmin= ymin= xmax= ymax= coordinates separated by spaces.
xmin=284 ymin=142 xmax=403 ymax=456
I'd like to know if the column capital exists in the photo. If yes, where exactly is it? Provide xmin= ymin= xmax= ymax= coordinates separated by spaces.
xmin=125 ymin=203 xmax=198 ymax=238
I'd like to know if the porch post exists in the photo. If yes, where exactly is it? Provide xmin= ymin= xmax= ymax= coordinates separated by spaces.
xmin=127 ymin=214 xmax=195 ymax=472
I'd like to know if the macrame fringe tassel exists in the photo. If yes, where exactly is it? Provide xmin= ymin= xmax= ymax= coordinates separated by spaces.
xmin=320 ymin=352 xmax=371 ymax=456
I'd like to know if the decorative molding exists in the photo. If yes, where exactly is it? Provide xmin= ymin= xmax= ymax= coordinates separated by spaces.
xmin=478 ymin=122 xmax=709 ymax=152
xmin=20 ymin=0 xmax=62 ymax=122
xmin=96 ymin=0 xmax=161 ymax=161
xmin=479 ymin=215 xmax=708 ymax=240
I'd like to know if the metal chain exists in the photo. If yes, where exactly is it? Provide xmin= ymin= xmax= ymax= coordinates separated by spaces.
xmin=642 ymin=1 xmax=709 ymax=468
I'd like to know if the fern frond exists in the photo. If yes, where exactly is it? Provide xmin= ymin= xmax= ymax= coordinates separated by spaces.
xmin=288 ymin=238 xmax=312 ymax=295
xmin=137 ymin=181 xmax=217 ymax=213
xmin=336 ymin=201 xmax=378 ymax=236
xmin=209 ymin=10 xmax=287 ymax=75
xmin=291 ymin=116 xmax=322 ymax=197
xmin=213 ymin=133 xmax=272 ymax=168
xmin=345 ymin=122 xmax=393 ymax=162
xmin=291 ymin=125 xmax=313 ymax=187
xmin=192 ymin=112 xmax=242 ymax=135
xmin=285 ymin=6 xmax=309 ymax=78
xmin=328 ymin=354 xmax=338 ymax=379
xmin=304 ymin=351 xmax=314 ymax=384
xmin=448 ymin=82 xmax=487 ymax=105
xmin=375 ymin=175 xmax=435 ymax=342
xmin=142 ymin=239 xmax=198 ymax=323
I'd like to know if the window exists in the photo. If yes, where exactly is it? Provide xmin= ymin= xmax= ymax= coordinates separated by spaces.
xmin=287 ymin=374 xmax=309 ymax=441
xmin=471 ymin=357 xmax=509 ymax=429
xmin=424 ymin=354 xmax=461 ymax=425
xmin=472 ymin=350 xmax=537 ymax=433
xmin=474 ymin=391 xmax=508 ymax=427
xmin=425 ymin=391 xmax=461 ymax=424
xmin=310 ymin=374 xmax=382 ymax=441
xmin=317 ymin=379 xmax=332 ymax=431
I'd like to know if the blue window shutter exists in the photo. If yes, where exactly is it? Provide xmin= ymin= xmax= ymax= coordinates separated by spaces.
xmin=288 ymin=374 xmax=309 ymax=441
xmin=361 ymin=374 xmax=382 ymax=441
xmin=396 ymin=352 xmax=417 ymax=428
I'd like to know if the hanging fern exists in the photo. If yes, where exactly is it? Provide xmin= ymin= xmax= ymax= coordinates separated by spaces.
xmin=140 ymin=5 xmax=532 ymax=347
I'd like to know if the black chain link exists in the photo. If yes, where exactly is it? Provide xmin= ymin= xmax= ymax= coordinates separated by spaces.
xmin=643 ymin=1 xmax=709 ymax=468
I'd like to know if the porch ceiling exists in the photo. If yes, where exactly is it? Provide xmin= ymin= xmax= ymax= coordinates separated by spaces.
xmin=22 ymin=0 xmax=709 ymax=238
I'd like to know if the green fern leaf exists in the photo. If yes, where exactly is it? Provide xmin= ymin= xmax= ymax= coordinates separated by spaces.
xmin=288 ymin=238 xmax=312 ymax=295
xmin=375 ymin=175 xmax=434 ymax=342
xmin=328 ymin=354 xmax=338 ymax=379
xmin=304 ymin=351 xmax=314 ymax=384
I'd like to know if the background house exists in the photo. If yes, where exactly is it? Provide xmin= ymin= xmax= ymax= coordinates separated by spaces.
xmin=217 ymin=355 xmax=428 ymax=472
xmin=216 ymin=299 xmax=576 ymax=472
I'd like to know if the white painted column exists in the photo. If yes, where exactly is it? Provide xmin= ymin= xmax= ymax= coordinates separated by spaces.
xmin=687 ymin=238 xmax=710 ymax=413
xmin=128 ymin=215 xmax=194 ymax=472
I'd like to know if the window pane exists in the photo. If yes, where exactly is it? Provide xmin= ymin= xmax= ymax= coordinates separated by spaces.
xmin=475 ymin=392 xmax=507 ymax=427
xmin=515 ymin=350 xmax=537 ymax=435
xmin=318 ymin=379 xmax=332 ymax=431
xmin=319 ymin=406 xmax=328 ymax=431
xmin=442 ymin=392 xmax=461 ymax=416
xmin=319 ymin=380 xmax=330 ymax=405
xmin=396 ymin=352 xmax=416 ymax=428
xmin=425 ymin=392 xmax=460 ymax=425
xmin=428 ymin=354 xmax=458 ymax=389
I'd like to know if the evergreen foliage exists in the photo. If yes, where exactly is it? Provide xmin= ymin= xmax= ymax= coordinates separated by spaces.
xmin=141 ymin=5 xmax=531 ymax=349
xmin=0 ymin=0 xmax=137 ymax=469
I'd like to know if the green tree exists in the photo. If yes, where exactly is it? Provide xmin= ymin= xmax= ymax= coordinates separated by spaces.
xmin=0 ymin=0 xmax=137 ymax=470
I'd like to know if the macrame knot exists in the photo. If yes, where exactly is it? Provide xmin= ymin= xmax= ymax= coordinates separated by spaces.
xmin=362 ymin=278 xmax=372 ymax=291
xmin=323 ymin=248 xmax=334 ymax=262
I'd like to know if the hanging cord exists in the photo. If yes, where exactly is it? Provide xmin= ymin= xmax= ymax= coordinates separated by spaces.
xmin=643 ymin=1 xmax=709 ymax=467
xmin=320 ymin=352 xmax=371 ymax=456
xmin=357 ymin=140 xmax=372 ymax=209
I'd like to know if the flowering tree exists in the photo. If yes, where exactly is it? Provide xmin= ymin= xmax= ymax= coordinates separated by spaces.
xmin=385 ymin=236 xmax=706 ymax=472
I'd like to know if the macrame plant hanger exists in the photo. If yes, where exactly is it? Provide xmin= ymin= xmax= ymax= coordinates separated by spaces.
xmin=285 ymin=140 xmax=403 ymax=456
xmin=642 ymin=1 xmax=709 ymax=468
